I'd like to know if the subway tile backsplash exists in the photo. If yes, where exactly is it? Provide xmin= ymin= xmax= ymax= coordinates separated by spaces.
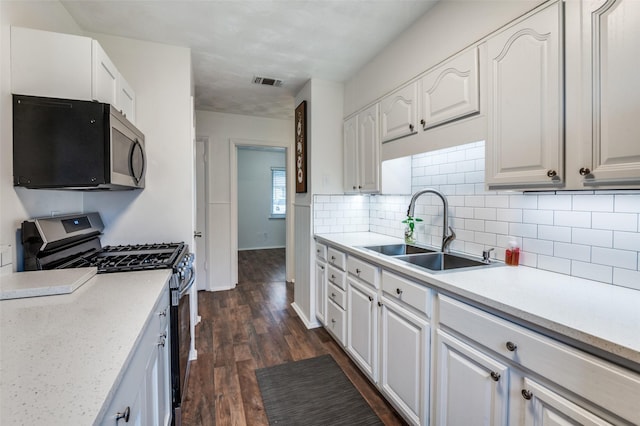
xmin=314 ymin=141 xmax=640 ymax=291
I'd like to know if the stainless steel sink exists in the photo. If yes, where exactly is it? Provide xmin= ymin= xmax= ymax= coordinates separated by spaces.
xmin=394 ymin=252 xmax=495 ymax=273
xmin=361 ymin=244 xmax=436 ymax=256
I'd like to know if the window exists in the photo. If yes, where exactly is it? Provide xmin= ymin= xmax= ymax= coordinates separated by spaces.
xmin=271 ymin=168 xmax=286 ymax=218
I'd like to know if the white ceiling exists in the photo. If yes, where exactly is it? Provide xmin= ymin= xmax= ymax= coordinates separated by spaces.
xmin=61 ymin=0 xmax=437 ymax=119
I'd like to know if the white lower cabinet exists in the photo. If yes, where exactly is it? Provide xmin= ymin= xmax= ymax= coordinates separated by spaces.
xmin=315 ymin=260 xmax=327 ymax=325
xmin=518 ymin=377 xmax=614 ymax=426
xmin=434 ymin=329 xmax=509 ymax=426
xmin=379 ymin=297 xmax=430 ymax=426
xmin=99 ymin=288 xmax=171 ymax=425
xmin=347 ymin=277 xmax=378 ymax=382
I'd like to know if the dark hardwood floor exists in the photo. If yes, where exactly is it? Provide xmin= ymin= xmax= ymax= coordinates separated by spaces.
xmin=181 ymin=248 xmax=406 ymax=426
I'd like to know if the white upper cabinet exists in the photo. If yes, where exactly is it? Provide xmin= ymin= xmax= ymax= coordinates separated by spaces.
xmin=117 ymin=74 xmax=137 ymax=123
xmin=358 ymin=104 xmax=381 ymax=193
xmin=567 ymin=0 xmax=640 ymax=188
xmin=485 ymin=1 xmax=564 ymax=189
xmin=11 ymin=27 xmax=93 ymax=101
xmin=419 ymin=47 xmax=480 ymax=130
xmin=343 ymin=115 xmax=359 ymax=193
xmin=11 ymin=27 xmax=136 ymax=124
xmin=92 ymin=40 xmax=119 ymax=106
xmin=344 ymin=104 xmax=380 ymax=194
xmin=380 ymin=82 xmax=418 ymax=143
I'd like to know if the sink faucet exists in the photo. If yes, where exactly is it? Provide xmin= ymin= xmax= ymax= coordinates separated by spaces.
xmin=407 ymin=188 xmax=456 ymax=253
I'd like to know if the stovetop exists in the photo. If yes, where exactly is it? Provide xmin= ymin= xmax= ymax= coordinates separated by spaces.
xmin=60 ymin=242 xmax=187 ymax=273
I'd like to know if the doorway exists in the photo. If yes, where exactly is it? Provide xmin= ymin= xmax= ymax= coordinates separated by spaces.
xmin=230 ymin=139 xmax=292 ymax=288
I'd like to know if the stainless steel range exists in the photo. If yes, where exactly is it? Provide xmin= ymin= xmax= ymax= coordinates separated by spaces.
xmin=21 ymin=212 xmax=193 ymax=426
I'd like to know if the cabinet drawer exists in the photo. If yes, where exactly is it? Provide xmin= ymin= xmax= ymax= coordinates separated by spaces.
xmin=326 ymin=299 xmax=346 ymax=346
xmin=315 ymin=242 xmax=327 ymax=261
xmin=381 ymin=271 xmax=432 ymax=318
xmin=347 ymin=256 xmax=379 ymax=288
xmin=327 ymin=282 xmax=346 ymax=310
xmin=327 ymin=265 xmax=346 ymax=290
xmin=439 ymin=295 xmax=640 ymax=424
xmin=327 ymin=247 xmax=346 ymax=271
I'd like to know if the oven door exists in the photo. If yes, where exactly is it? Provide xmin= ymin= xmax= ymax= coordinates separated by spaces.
xmin=178 ymin=266 xmax=195 ymax=404
xmin=109 ymin=109 xmax=146 ymax=188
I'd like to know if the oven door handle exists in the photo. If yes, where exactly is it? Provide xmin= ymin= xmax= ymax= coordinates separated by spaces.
xmin=179 ymin=266 xmax=196 ymax=298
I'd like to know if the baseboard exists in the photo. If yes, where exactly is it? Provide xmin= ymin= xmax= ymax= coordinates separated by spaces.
xmin=290 ymin=302 xmax=321 ymax=329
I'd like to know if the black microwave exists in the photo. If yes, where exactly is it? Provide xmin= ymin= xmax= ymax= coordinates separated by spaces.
xmin=13 ymin=94 xmax=145 ymax=190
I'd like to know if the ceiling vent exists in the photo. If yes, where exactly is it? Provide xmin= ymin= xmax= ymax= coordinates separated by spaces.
xmin=253 ymin=76 xmax=284 ymax=87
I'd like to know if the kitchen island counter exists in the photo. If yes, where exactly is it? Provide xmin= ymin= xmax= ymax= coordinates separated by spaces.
xmin=316 ymin=232 xmax=640 ymax=370
xmin=0 ymin=269 xmax=171 ymax=425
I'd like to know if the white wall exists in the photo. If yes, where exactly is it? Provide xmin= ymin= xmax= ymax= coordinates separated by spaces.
xmin=83 ymin=34 xmax=194 ymax=246
xmin=237 ymin=147 xmax=286 ymax=250
xmin=195 ymin=110 xmax=293 ymax=290
xmin=0 ymin=1 xmax=86 ymax=269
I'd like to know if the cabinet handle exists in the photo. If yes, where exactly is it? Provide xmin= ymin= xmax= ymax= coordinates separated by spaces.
xmin=356 ymin=268 xmax=361 ymax=275
xmin=546 ymin=170 xmax=557 ymax=178
xmin=353 ymin=185 xmax=357 ymax=190
xmin=331 ymin=318 xmax=336 ymax=324
xmin=377 ymin=301 xmax=382 ymax=307
xmin=579 ymin=167 xmax=591 ymax=176
xmin=396 ymin=288 xmax=403 ymax=295
xmin=158 ymin=308 xmax=167 ymax=317
xmin=420 ymin=119 xmax=426 ymax=126
xmin=368 ymin=296 xmax=373 ymax=302
xmin=409 ymin=123 xmax=414 ymax=132
xmin=490 ymin=371 xmax=501 ymax=382
xmin=331 ymin=293 xmax=336 ymax=298
xmin=358 ymin=185 xmax=362 ymax=189
xmin=521 ymin=389 xmax=533 ymax=400
xmin=116 ymin=406 xmax=131 ymax=423
xmin=331 ymin=256 xmax=335 ymax=262
xmin=506 ymin=341 xmax=518 ymax=352
xmin=319 ymin=266 xmax=325 ymax=270
xmin=158 ymin=332 xmax=167 ymax=347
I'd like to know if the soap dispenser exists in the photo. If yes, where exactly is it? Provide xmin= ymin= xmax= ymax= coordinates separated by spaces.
xmin=505 ymin=238 xmax=520 ymax=266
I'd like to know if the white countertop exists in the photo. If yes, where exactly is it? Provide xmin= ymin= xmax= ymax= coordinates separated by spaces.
xmin=0 ymin=269 xmax=172 ymax=425
xmin=0 ymin=268 xmax=97 ymax=300
xmin=316 ymin=232 xmax=640 ymax=369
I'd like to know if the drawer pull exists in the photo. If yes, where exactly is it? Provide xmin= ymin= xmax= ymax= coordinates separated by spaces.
xmin=158 ymin=308 xmax=167 ymax=317
xmin=396 ymin=288 xmax=403 ymax=295
xmin=521 ymin=389 xmax=533 ymax=400
xmin=378 ymin=301 xmax=383 ymax=307
xmin=506 ymin=341 xmax=518 ymax=352
xmin=116 ymin=406 xmax=131 ymax=423
xmin=331 ymin=318 xmax=336 ymax=324
xmin=331 ymin=274 xmax=336 ymax=280
xmin=356 ymin=268 xmax=361 ymax=275
xmin=331 ymin=255 xmax=336 ymax=261
xmin=490 ymin=371 xmax=501 ymax=382
xmin=331 ymin=293 xmax=336 ymax=298
xmin=368 ymin=295 xmax=373 ymax=302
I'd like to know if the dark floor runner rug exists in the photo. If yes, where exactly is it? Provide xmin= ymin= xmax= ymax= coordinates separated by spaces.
xmin=256 ymin=354 xmax=384 ymax=426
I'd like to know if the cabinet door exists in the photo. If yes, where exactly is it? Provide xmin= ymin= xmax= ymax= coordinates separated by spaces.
xmin=576 ymin=0 xmax=640 ymax=186
xmin=485 ymin=2 xmax=564 ymax=189
xmin=434 ymin=330 xmax=509 ymax=426
xmin=315 ymin=261 xmax=327 ymax=325
xmin=118 ymin=75 xmax=136 ymax=124
xmin=380 ymin=83 xmax=418 ymax=143
xmin=11 ymin=26 xmax=93 ymax=100
xmin=357 ymin=104 xmax=381 ymax=193
xmin=420 ymin=47 xmax=480 ymax=130
xmin=92 ymin=40 xmax=119 ymax=106
xmin=379 ymin=298 xmax=430 ymax=426
xmin=520 ymin=378 xmax=614 ymax=426
xmin=158 ymin=314 xmax=172 ymax=426
xmin=343 ymin=115 xmax=359 ymax=193
xmin=346 ymin=278 xmax=378 ymax=381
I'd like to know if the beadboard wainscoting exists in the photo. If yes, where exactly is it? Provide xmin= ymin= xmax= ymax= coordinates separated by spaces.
xmin=314 ymin=141 xmax=640 ymax=291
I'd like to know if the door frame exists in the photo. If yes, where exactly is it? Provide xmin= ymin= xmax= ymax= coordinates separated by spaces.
xmin=230 ymin=138 xmax=293 ymax=287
